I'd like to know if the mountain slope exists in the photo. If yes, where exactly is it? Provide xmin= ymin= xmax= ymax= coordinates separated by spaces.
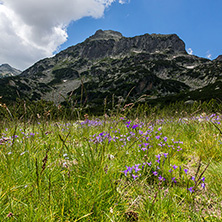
xmin=0 ymin=64 xmax=21 ymax=78
xmin=0 ymin=30 xmax=222 ymax=107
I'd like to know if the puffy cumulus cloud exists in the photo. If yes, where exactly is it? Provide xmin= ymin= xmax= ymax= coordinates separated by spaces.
xmin=0 ymin=0 xmax=126 ymax=70
xmin=187 ymin=48 xmax=193 ymax=55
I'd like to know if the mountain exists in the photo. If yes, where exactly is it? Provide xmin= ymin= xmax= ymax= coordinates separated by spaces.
xmin=0 ymin=30 xmax=222 ymax=109
xmin=0 ymin=64 xmax=21 ymax=78
xmin=215 ymin=55 xmax=222 ymax=62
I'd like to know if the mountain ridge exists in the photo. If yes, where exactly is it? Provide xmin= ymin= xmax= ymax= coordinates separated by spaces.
xmin=0 ymin=63 xmax=21 ymax=78
xmin=0 ymin=30 xmax=222 ymax=109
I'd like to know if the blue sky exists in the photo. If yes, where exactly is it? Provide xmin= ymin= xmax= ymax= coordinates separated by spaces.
xmin=0 ymin=0 xmax=222 ymax=70
xmin=61 ymin=0 xmax=222 ymax=60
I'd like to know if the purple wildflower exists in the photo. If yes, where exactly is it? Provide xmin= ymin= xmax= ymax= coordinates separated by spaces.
xmin=126 ymin=166 xmax=133 ymax=173
xmin=184 ymin=169 xmax=188 ymax=174
xmin=158 ymin=175 xmax=165 ymax=181
xmin=172 ymin=177 xmax=177 ymax=183
xmin=145 ymin=137 xmax=150 ymax=141
xmin=172 ymin=165 xmax=178 ymax=170
xmin=153 ymin=171 xmax=158 ymax=176
xmin=134 ymin=164 xmax=141 ymax=173
xmin=130 ymin=132 xmax=135 ymax=136
xmin=156 ymin=154 xmax=161 ymax=159
xmin=139 ymin=130 xmax=143 ymax=135
xmin=132 ymin=174 xmax=138 ymax=180
xmin=188 ymin=187 xmax=194 ymax=193
xmin=123 ymin=166 xmax=134 ymax=176
xmin=123 ymin=170 xmax=128 ymax=176
xmin=201 ymin=177 xmax=205 ymax=182
xmin=201 ymin=183 xmax=205 ymax=189
xmin=163 ymin=153 xmax=168 ymax=158
xmin=132 ymin=124 xmax=139 ymax=129
xmin=163 ymin=136 xmax=168 ymax=142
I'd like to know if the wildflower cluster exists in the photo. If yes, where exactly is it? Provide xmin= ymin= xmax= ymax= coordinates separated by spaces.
xmin=120 ymin=120 xmax=208 ymax=194
xmin=123 ymin=164 xmax=142 ymax=180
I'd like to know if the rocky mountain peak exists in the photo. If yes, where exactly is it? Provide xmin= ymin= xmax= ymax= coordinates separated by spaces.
xmin=0 ymin=63 xmax=21 ymax=78
xmin=73 ymin=30 xmax=187 ymax=60
xmin=88 ymin=29 xmax=123 ymax=41
xmin=21 ymin=30 xmax=188 ymax=78
xmin=0 ymin=63 xmax=12 ymax=69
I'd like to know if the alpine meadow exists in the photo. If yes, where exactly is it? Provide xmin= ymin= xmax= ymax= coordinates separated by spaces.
xmin=1 ymin=2 xmax=222 ymax=220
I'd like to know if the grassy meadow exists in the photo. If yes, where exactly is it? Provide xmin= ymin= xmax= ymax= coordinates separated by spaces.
xmin=1 ymin=101 xmax=222 ymax=221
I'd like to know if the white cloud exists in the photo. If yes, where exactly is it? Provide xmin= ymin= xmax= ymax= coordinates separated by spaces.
xmin=0 ymin=0 xmax=126 ymax=70
xmin=119 ymin=0 xmax=130 ymax=4
xmin=206 ymin=51 xmax=212 ymax=60
xmin=187 ymin=48 xmax=193 ymax=55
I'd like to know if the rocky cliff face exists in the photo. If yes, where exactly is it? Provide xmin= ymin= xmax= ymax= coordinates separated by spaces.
xmin=0 ymin=64 xmax=21 ymax=78
xmin=0 ymin=30 xmax=222 ymax=107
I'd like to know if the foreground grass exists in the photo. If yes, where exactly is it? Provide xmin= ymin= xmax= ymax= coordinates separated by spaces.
xmin=0 ymin=113 xmax=222 ymax=221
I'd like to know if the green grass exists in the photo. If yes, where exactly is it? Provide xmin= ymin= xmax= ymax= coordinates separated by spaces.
xmin=0 ymin=111 xmax=222 ymax=221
